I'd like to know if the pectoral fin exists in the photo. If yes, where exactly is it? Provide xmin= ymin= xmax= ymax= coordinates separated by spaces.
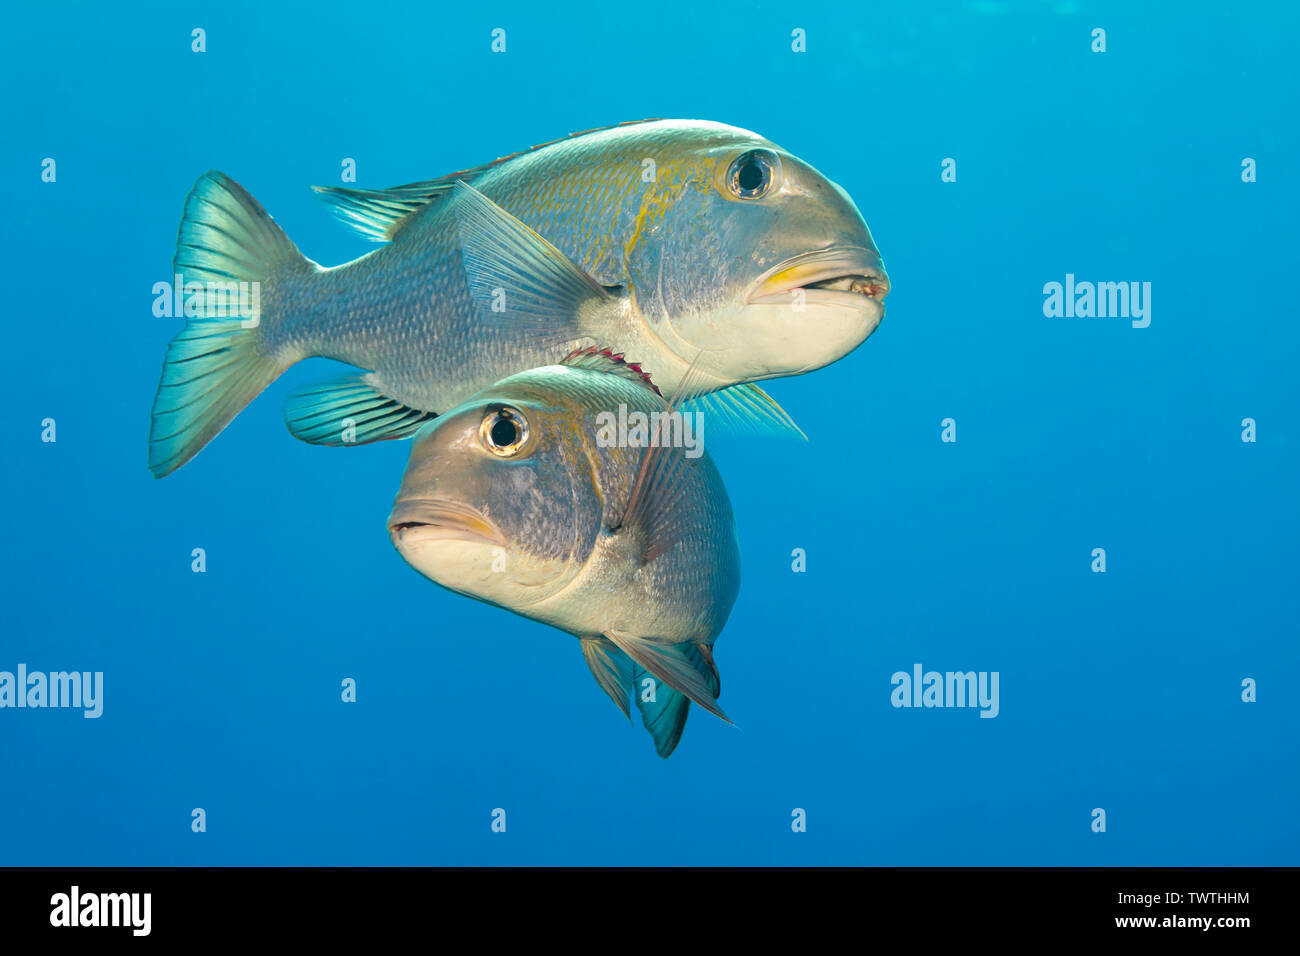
xmin=684 ymin=383 xmax=807 ymax=441
xmin=451 ymin=181 xmax=613 ymax=350
xmin=616 ymin=354 xmax=713 ymax=562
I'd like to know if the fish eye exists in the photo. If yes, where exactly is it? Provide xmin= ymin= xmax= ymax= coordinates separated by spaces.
xmin=727 ymin=149 xmax=779 ymax=200
xmin=480 ymin=407 xmax=529 ymax=457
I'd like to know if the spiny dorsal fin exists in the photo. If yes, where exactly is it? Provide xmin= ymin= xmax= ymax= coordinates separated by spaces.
xmin=313 ymin=119 xmax=665 ymax=242
xmin=560 ymin=346 xmax=662 ymax=396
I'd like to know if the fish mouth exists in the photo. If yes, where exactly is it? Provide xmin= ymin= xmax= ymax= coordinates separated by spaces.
xmin=747 ymin=246 xmax=890 ymax=306
xmin=387 ymin=498 xmax=507 ymax=547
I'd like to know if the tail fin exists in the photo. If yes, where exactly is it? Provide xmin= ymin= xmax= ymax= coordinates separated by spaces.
xmin=148 ymin=172 xmax=309 ymax=477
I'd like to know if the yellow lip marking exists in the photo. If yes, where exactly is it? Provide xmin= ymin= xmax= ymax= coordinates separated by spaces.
xmin=756 ymin=263 xmax=828 ymax=296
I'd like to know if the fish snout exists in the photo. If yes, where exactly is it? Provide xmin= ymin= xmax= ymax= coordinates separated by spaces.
xmin=853 ymin=264 xmax=890 ymax=300
xmin=387 ymin=497 xmax=507 ymax=547
xmin=748 ymin=246 xmax=890 ymax=305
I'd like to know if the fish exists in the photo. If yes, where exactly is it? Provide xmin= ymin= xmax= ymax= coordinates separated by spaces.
xmin=386 ymin=349 xmax=740 ymax=758
xmin=148 ymin=118 xmax=890 ymax=477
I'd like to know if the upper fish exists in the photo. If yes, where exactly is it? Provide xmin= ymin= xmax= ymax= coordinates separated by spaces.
xmin=148 ymin=119 xmax=890 ymax=477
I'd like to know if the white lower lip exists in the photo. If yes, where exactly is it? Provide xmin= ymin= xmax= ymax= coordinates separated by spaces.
xmin=749 ymin=289 xmax=886 ymax=309
xmin=390 ymin=524 xmax=500 ymax=547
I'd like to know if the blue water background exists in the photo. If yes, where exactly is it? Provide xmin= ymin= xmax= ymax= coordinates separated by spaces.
xmin=2 ymin=0 xmax=1296 ymax=864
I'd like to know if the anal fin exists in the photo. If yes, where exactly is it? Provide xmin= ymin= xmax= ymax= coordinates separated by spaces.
xmin=605 ymin=631 xmax=728 ymax=724
xmin=630 ymin=642 xmax=721 ymax=759
xmin=631 ymin=662 xmax=691 ymax=759
xmin=284 ymin=375 xmax=435 ymax=445
xmin=585 ymin=634 xmax=725 ymax=758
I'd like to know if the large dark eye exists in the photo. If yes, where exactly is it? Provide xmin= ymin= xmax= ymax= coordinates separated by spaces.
xmin=481 ymin=407 xmax=529 ymax=457
xmin=727 ymin=149 xmax=779 ymax=199
xmin=491 ymin=417 xmax=518 ymax=446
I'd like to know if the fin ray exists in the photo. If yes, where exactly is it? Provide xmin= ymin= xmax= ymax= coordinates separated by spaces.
xmin=312 ymin=119 xmax=664 ymax=242
xmin=283 ymin=376 xmax=435 ymax=445
xmin=684 ymin=383 xmax=807 ymax=441
xmin=604 ymin=631 xmax=728 ymax=724
xmin=311 ymin=182 xmax=455 ymax=241
xmin=559 ymin=346 xmax=662 ymax=395
xmin=580 ymin=637 xmax=633 ymax=722
xmin=149 ymin=171 xmax=309 ymax=477
xmin=618 ymin=354 xmax=714 ymax=561
xmin=631 ymin=663 xmax=691 ymax=759
xmin=631 ymin=642 xmax=721 ymax=758
xmin=452 ymin=181 xmax=609 ymax=351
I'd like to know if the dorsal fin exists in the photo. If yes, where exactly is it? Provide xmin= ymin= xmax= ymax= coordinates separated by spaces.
xmin=310 ymin=181 xmax=455 ymax=241
xmin=313 ymin=119 xmax=664 ymax=242
xmin=560 ymin=346 xmax=662 ymax=396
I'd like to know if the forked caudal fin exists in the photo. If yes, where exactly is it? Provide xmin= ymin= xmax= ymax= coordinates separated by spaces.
xmin=148 ymin=171 xmax=311 ymax=477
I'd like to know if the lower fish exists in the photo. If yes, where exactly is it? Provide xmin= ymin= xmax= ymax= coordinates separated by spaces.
xmin=387 ymin=350 xmax=740 ymax=757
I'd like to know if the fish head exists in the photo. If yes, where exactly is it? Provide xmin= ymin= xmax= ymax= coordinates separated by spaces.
xmin=624 ymin=123 xmax=889 ymax=384
xmin=387 ymin=380 xmax=602 ymax=611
